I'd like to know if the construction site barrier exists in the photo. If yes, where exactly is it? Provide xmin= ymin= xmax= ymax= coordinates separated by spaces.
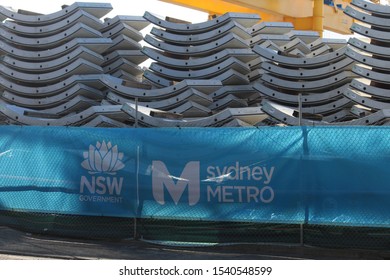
xmin=0 ymin=126 xmax=388 ymax=229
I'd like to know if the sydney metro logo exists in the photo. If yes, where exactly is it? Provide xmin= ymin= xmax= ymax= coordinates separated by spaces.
xmin=152 ymin=161 xmax=275 ymax=206
xmin=79 ymin=141 xmax=125 ymax=204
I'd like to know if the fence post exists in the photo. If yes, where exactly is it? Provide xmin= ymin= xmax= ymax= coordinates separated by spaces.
xmin=134 ymin=218 xmax=138 ymax=240
xmin=298 ymin=93 xmax=302 ymax=126
xmin=135 ymin=98 xmax=139 ymax=128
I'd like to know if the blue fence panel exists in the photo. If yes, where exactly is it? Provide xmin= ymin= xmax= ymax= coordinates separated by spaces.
xmin=0 ymin=126 xmax=139 ymax=217
xmin=0 ymin=126 xmax=388 ymax=227
xmin=137 ymin=127 xmax=306 ymax=223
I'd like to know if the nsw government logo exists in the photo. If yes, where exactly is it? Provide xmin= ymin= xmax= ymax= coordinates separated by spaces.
xmin=79 ymin=141 xmax=124 ymax=204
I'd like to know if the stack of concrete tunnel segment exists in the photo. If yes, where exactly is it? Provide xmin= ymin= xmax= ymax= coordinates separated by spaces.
xmin=256 ymin=0 xmax=390 ymax=126
xmin=0 ymin=2 xmax=150 ymax=127
xmin=2 ymin=1 xmax=390 ymax=127
xmin=342 ymin=0 xmax=390 ymax=125
xmin=138 ymin=10 xmax=356 ymax=127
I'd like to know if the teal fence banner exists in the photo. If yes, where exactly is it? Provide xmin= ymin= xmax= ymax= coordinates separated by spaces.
xmin=0 ymin=126 xmax=388 ymax=227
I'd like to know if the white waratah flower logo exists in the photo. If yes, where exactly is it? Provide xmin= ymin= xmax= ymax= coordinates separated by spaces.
xmin=81 ymin=141 xmax=125 ymax=175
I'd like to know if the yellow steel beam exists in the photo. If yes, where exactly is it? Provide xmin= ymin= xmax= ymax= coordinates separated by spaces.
xmin=324 ymin=4 xmax=353 ymax=34
xmin=223 ymin=0 xmax=313 ymax=17
xmin=159 ymin=0 xmax=282 ymax=21
xmin=159 ymin=0 xmax=354 ymax=35
xmin=284 ymin=16 xmax=313 ymax=31
xmin=313 ymin=0 xmax=324 ymax=37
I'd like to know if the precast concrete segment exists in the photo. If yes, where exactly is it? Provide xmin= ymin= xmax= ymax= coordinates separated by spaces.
xmin=0 ymin=38 xmax=112 ymax=61
xmin=106 ymin=88 xmax=213 ymax=108
xmin=344 ymin=6 xmax=390 ymax=30
xmin=247 ymin=57 xmax=266 ymax=70
xmin=212 ymin=69 xmax=250 ymax=85
xmin=29 ymin=96 xmax=99 ymax=116
xmin=0 ymin=74 xmax=106 ymax=97
xmin=353 ymin=65 xmax=390 ymax=84
xmin=279 ymin=38 xmax=312 ymax=55
xmin=103 ymin=58 xmax=143 ymax=76
xmin=246 ymin=69 xmax=265 ymax=82
xmin=121 ymin=102 xmax=266 ymax=127
xmin=102 ymin=22 xmax=144 ymax=42
xmin=150 ymin=21 xmax=252 ymax=46
xmin=103 ymin=50 xmax=147 ymax=65
xmin=258 ymin=40 xmax=283 ymax=52
xmin=349 ymin=105 xmax=371 ymax=118
xmin=1 ymin=84 xmax=103 ymax=109
xmin=83 ymin=115 xmax=131 ymax=128
xmin=298 ymin=97 xmax=353 ymax=115
xmin=260 ymin=101 xmax=351 ymax=125
xmin=0 ymin=2 xmax=112 ymax=25
xmin=0 ymin=101 xmax=128 ymax=126
xmin=1 ymin=46 xmax=104 ymax=73
xmin=350 ymin=23 xmax=390 ymax=43
xmin=0 ymin=23 xmax=103 ymax=49
xmin=210 ymin=85 xmax=258 ymax=100
xmin=309 ymin=38 xmax=347 ymax=51
xmin=143 ymin=11 xmax=260 ymax=34
xmin=141 ymin=47 xmax=257 ymax=70
xmin=101 ymin=76 xmax=222 ymax=101
xmin=2 ymin=10 xmax=104 ymax=37
xmin=331 ymin=110 xmax=390 ymax=125
xmin=260 ymin=96 xmax=352 ymax=116
xmin=253 ymin=45 xmax=347 ymax=67
xmin=111 ymin=70 xmax=143 ymax=83
xmin=322 ymin=109 xmax=352 ymax=123
xmin=261 ymin=57 xmax=355 ymax=80
xmin=260 ymin=100 xmax=325 ymax=126
xmin=264 ymin=97 xmax=352 ymax=116
xmin=222 ymin=118 xmax=254 ymax=127
xmin=116 ymin=99 xmax=212 ymax=118
xmin=104 ymin=34 xmax=142 ymax=53
xmin=344 ymin=88 xmax=390 ymax=110
xmin=252 ymin=82 xmax=348 ymax=105
xmin=350 ymin=79 xmax=390 ymax=100
xmin=348 ymin=37 xmax=390 ymax=58
xmin=143 ymin=70 xmax=173 ymax=88
xmin=144 ymin=33 xmax=249 ymax=57
xmin=248 ymin=34 xmax=290 ymax=47
xmin=286 ymin=49 xmax=306 ymax=57
xmin=261 ymin=99 xmax=390 ymax=126
xmin=101 ymin=15 xmax=150 ymax=32
xmin=148 ymin=57 xmax=250 ymax=80
xmin=250 ymin=22 xmax=294 ymax=36
xmin=209 ymin=94 xmax=248 ymax=110
xmin=306 ymin=45 xmax=332 ymax=57
xmin=168 ymin=101 xmax=211 ymax=118
xmin=351 ymin=0 xmax=390 ymax=17
xmin=261 ymin=71 xmax=356 ymax=92
xmin=346 ymin=47 xmax=390 ymax=71
xmin=0 ymin=58 xmax=103 ymax=84
xmin=287 ymin=30 xmax=320 ymax=44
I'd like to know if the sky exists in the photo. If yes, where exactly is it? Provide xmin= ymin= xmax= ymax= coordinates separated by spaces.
xmin=0 ymin=0 xmax=208 ymax=23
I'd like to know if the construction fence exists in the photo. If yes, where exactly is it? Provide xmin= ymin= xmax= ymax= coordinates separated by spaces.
xmin=0 ymin=126 xmax=389 ymax=250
